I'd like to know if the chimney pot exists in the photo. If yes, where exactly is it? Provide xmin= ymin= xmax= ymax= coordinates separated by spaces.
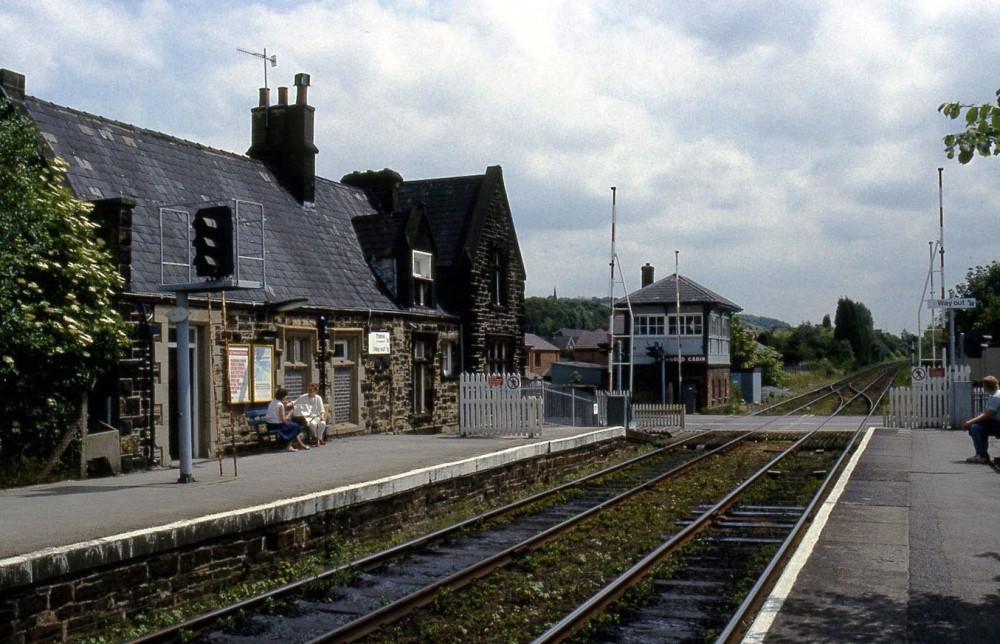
xmin=294 ymin=73 xmax=310 ymax=105
xmin=258 ymin=87 xmax=270 ymax=107
xmin=277 ymin=86 xmax=288 ymax=106
xmin=641 ymin=263 xmax=655 ymax=288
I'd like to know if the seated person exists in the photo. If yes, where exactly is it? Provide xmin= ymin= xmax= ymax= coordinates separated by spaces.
xmin=265 ymin=387 xmax=310 ymax=452
xmin=292 ymin=382 xmax=328 ymax=446
xmin=963 ymin=375 xmax=1000 ymax=464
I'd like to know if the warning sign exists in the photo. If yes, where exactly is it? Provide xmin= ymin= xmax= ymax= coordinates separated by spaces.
xmin=911 ymin=367 xmax=927 ymax=382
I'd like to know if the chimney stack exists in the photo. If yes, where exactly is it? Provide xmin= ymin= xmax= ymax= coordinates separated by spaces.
xmin=247 ymin=72 xmax=318 ymax=204
xmin=0 ymin=69 xmax=25 ymax=102
xmin=641 ymin=263 xmax=655 ymax=288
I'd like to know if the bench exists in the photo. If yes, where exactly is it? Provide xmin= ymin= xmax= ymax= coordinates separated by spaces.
xmin=245 ymin=408 xmax=299 ymax=443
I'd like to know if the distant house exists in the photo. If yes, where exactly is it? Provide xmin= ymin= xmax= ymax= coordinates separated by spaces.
xmin=614 ymin=263 xmax=740 ymax=410
xmin=551 ymin=328 xmax=610 ymax=365
xmin=1 ymin=68 xmax=525 ymax=469
xmin=569 ymin=329 xmax=609 ymax=365
xmin=523 ymin=333 xmax=560 ymax=380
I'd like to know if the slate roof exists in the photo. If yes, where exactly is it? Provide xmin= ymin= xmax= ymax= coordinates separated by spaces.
xmin=21 ymin=96 xmax=403 ymax=313
xmin=623 ymin=273 xmax=741 ymax=311
xmin=572 ymin=329 xmax=610 ymax=350
xmin=524 ymin=333 xmax=559 ymax=352
xmin=352 ymin=212 xmax=408 ymax=258
xmin=397 ymin=175 xmax=482 ymax=268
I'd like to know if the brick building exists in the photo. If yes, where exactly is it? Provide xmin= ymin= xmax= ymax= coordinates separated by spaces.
xmin=0 ymin=69 xmax=525 ymax=468
xmin=523 ymin=333 xmax=560 ymax=380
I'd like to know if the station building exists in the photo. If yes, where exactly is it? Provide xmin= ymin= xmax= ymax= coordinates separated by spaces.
xmin=0 ymin=69 xmax=525 ymax=468
xmin=614 ymin=264 xmax=740 ymax=410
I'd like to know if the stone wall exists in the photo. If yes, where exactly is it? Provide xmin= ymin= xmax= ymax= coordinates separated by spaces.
xmin=463 ymin=175 xmax=526 ymax=373
xmin=1 ymin=438 xmax=632 ymax=643
xmin=156 ymin=304 xmax=463 ymax=459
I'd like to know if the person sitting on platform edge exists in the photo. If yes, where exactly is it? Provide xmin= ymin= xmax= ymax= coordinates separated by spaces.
xmin=292 ymin=382 xmax=327 ymax=447
xmin=265 ymin=387 xmax=311 ymax=452
xmin=962 ymin=375 xmax=1000 ymax=464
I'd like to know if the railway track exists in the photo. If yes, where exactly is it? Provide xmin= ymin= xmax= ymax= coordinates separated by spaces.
xmin=135 ymin=364 xmax=900 ymax=644
xmin=751 ymin=361 xmax=901 ymax=417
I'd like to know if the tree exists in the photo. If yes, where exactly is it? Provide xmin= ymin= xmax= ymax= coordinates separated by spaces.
xmin=0 ymin=96 xmax=128 ymax=466
xmin=952 ymin=262 xmax=1000 ymax=340
xmin=939 ymin=92 xmax=1000 ymax=164
xmin=523 ymin=296 xmax=608 ymax=337
xmin=730 ymin=315 xmax=785 ymax=386
xmin=834 ymin=297 xmax=876 ymax=366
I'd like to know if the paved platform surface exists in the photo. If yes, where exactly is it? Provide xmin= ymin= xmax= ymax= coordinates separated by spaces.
xmin=761 ymin=428 xmax=1000 ymax=643
xmin=0 ymin=424 xmax=616 ymax=560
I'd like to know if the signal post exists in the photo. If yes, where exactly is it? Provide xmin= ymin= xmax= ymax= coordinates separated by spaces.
xmin=162 ymin=203 xmax=262 ymax=483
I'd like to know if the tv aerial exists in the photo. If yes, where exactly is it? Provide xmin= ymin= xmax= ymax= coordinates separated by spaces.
xmin=237 ymin=47 xmax=278 ymax=92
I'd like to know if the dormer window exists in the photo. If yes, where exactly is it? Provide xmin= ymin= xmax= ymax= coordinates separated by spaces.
xmin=412 ymin=250 xmax=433 ymax=280
xmin=412 ymin=250 xmax=433 ymax=307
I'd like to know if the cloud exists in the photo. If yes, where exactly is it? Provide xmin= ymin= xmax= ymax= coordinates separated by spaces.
xmin=4 ymin=0 xmax=1000 ymax=333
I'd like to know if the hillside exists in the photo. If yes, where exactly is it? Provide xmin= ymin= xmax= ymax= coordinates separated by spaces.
xmin=740 ymin=314 xmax=791 ymax=332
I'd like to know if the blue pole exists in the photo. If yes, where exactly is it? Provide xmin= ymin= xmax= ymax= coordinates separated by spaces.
xmin=176 ymin=292 xmax=194 ymax=483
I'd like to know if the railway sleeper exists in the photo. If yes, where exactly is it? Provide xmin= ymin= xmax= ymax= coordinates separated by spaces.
xmin=700 ymin=535 xmax=785 ymax=544
xmin=714 ymin=520 xmax=797 ymax=529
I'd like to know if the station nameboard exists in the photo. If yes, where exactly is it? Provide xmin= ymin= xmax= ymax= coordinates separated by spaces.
xmin=368 ymin=331 xmax=391 ymax=355
xmin=927 ymin=298 xmax=976 ymax=309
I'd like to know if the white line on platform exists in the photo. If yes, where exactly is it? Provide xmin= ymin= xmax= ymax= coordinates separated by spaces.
xmin=740 ymin=425 xmax=876 ymax=643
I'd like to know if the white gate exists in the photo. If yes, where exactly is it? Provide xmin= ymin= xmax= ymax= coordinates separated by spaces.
xmin=884 ymin=365 xmax=971 ymax=429
xmin=632 ymin=403 xmax=686 ymax=430
xmin=460 ymin=373 xmax=542 ymax=437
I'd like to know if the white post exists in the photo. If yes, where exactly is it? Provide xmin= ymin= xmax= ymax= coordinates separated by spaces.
xmin=675 ymin=250 xmax=683 ymax=408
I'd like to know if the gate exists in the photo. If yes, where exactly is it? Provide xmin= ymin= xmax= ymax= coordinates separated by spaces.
xmin=523 ymin=383 xmax=599 ymax=427
xmin=460 ymin=373 xmax=542 ymax=437
xmin=884 ymin=365 xmax=971 ymax=429
xmin=632 ymin=403 xmax=686 ymax=430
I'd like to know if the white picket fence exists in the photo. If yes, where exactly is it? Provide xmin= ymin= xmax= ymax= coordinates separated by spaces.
xmin=884 ymin=365 xmax=971 ymax=429
xmin=460 ymin=372 xmax=542 ymax=437
xmin=632 ymin=403 xmax=686 ymax=430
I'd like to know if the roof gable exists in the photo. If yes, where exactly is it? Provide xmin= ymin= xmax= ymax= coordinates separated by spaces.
xmin=524 ymin=333 xmax=559 ymax=352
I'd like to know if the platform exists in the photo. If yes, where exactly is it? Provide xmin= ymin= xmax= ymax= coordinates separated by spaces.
xmin=0 ymin=424 xmax=634 ymax=589
xmin=752 ymin=427 xmax=1000 ymax=643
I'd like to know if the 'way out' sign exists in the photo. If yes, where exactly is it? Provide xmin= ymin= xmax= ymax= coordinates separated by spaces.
xmin=926 ymin=298 xmax=976 ymax=309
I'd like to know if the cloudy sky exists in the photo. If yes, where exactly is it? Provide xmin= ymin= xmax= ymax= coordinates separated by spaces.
xmin=3 ymin=0 xmax=1000 ymax=333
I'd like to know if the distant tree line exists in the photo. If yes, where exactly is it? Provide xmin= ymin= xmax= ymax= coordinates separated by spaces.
xmin=524 ymin=296 xmax=609 ymax=336
xmin=756 ymin=298 xmax=905 ymax=370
